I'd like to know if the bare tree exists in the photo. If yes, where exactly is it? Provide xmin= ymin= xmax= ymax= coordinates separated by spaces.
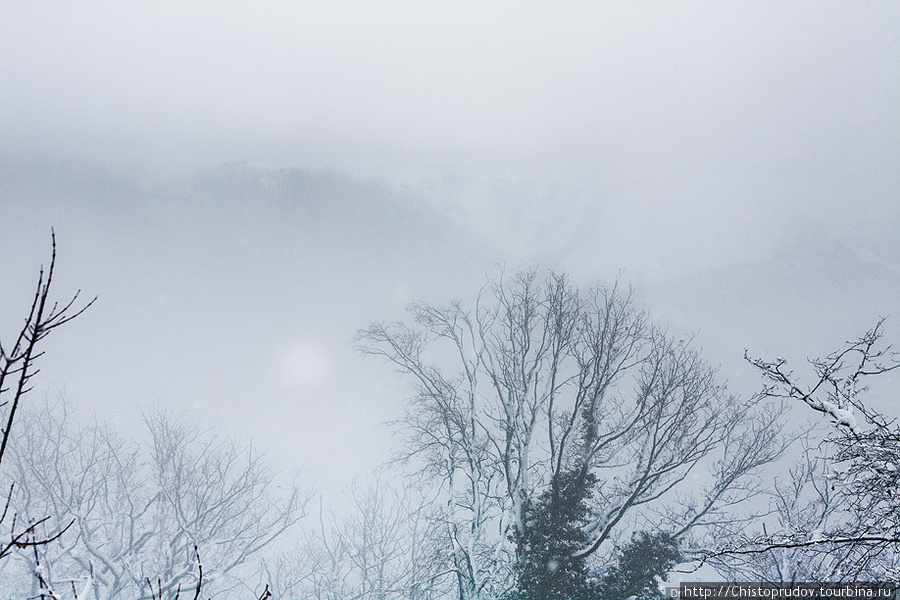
xmin=263 ymin=478 xmax=453 ymax=600
xmin=0 ymin=232 xmax=93 ymax=564
xmin=707 ymin=320 xmax=900 ymax=582
xmin=143 ymin=546 xmax=271 ymax=600
xmin=1 ymin=399 xmax=309 ymax=599
xmin=356 ymin=270 xmax=787 ymax=598
xmin=705 ymin=440 xmax=862 ymax=582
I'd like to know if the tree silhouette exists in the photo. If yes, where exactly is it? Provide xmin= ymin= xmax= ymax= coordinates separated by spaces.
xmin=0 ymin=232 xmax=94 ymax=563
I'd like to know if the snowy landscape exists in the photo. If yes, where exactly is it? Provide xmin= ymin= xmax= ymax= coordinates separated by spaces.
xmin=1 ymin=3 xmax=898 ymax=599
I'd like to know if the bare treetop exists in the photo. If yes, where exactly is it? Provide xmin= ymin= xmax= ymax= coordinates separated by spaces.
xmin=0 ymin=232 xmax=94 ymax=563
xmin=357 ymin=269 xmax=788 ymax=598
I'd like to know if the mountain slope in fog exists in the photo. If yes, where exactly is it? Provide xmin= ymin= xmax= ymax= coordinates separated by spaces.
xmin=645 ymin=229 xmax=900 ymax=411
xmin=0 ymin=157 xmax=496 ymax=491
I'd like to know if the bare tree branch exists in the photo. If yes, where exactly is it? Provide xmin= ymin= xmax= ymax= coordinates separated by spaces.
xmin=0 ymin=232 xmax=94 ymax=566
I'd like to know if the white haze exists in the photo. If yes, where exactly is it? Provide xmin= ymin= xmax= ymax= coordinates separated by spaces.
xmin=0 ymin=1 xmax=898 ymax=496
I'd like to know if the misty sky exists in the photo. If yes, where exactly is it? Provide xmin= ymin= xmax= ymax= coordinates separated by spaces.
xmin=1 ymin=2 xmax=898 ymax=495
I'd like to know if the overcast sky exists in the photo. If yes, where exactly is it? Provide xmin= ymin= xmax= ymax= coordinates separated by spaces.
xmin=1 ymin=2 xmax=898 ymax=495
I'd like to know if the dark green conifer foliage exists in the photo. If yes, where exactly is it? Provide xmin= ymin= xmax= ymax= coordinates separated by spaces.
xmin=512 ymin=471 xmax=598 ymax=600
xmin=597 ymin=531 xmax=681 ymax=600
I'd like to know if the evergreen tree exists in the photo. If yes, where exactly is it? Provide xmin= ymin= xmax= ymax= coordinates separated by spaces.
xmin=598 ymin=531 xmax=681 ymax=600
xmin=512 ymin=471 xmax=598 ymax=600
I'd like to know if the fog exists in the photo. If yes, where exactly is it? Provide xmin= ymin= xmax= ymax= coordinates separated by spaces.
xmin=0 ymin=2 xmax=898 ymax=595
xmin=3 ymin=0 xmax=898 ymax=483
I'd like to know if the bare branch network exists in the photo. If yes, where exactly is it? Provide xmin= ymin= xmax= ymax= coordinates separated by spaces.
xmin=0 ymin=231 xmax=94 ymax=563
xmin=1 ymin=234 xmax=301 ymax=599
xmin=5 ymin=237 xmax=895 ymax=596
xmin=355 ymin=270 xmax=789 ymax=598
xmin=4 ymin=399 xmax=309 ymax=599
xmin=703 ymin=321 xmax=900 ymax=583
